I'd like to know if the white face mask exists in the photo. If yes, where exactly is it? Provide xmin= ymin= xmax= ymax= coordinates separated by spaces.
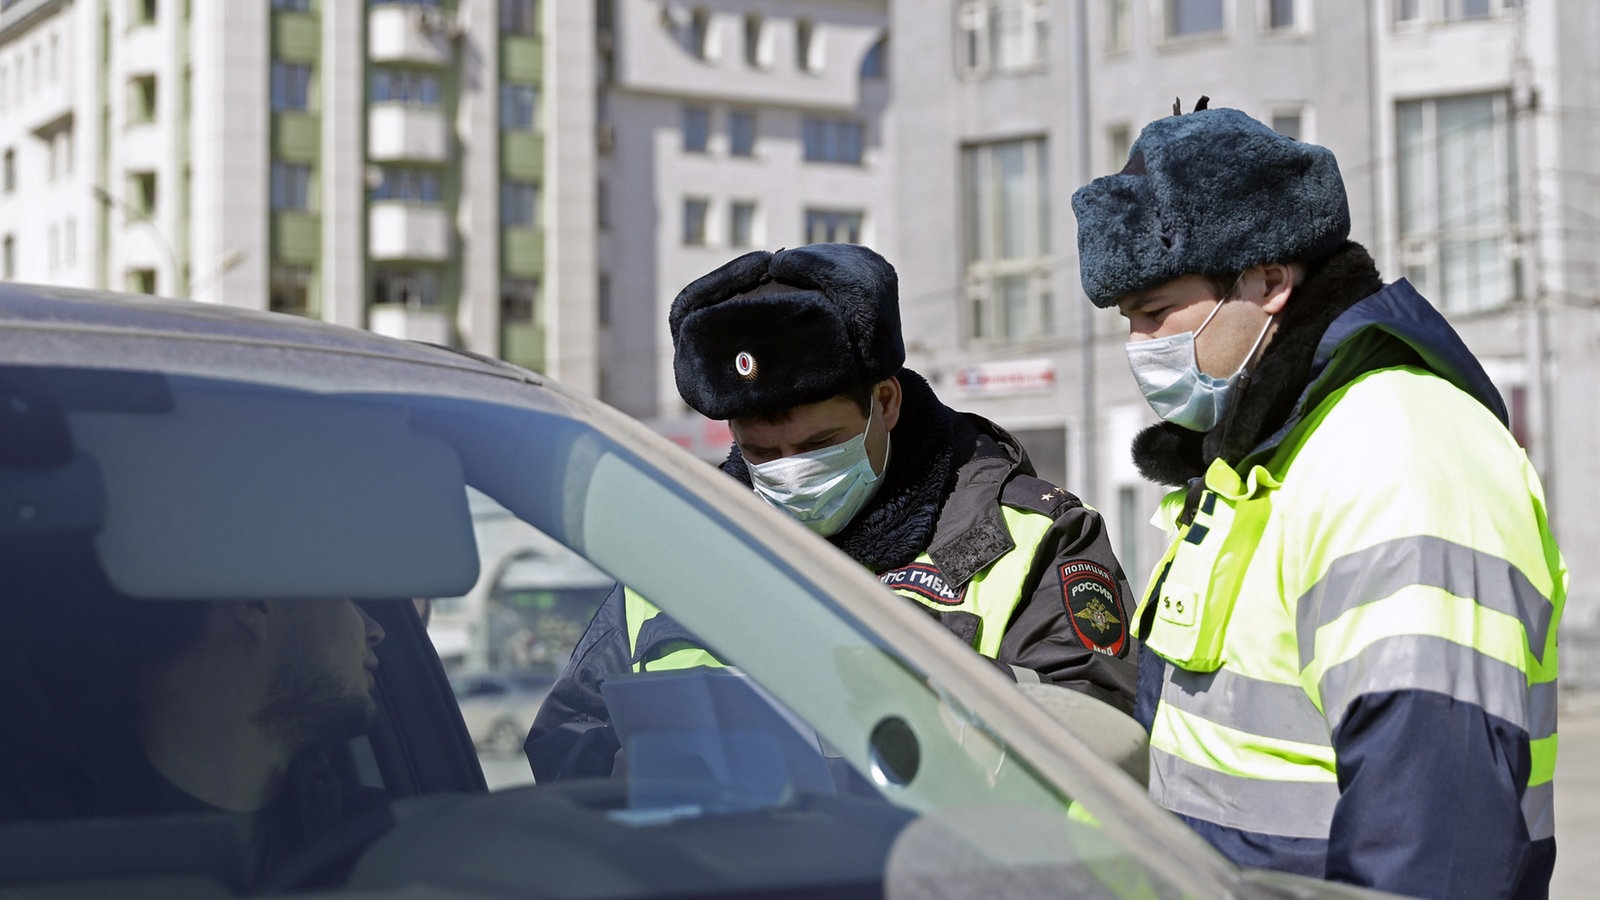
xmin=747 ymin=403 xmax=889 ymax=537
xmin=1125 ymin=296 xmax=1274 ymax=432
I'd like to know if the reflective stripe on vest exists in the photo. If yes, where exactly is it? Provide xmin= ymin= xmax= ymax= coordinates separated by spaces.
xmin=1138 ymin=366 xmax=1566 ymax=843
xmin=881 ymin=504 xmax=1054 ymax=659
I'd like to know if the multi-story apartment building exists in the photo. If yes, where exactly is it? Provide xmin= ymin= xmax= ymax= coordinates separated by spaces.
xmin=0 ymin=0 xmax=598 ymax=392
xmin=891 ymin=0 xmax=1599 ymax=680
xmin=594 ymin=0 xmax=891 ymax=441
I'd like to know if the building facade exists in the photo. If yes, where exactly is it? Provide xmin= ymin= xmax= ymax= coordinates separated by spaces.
xmin=0 ymin=0 xmax=598 ymax=391
xmin=889 ymin=0 xmax=1598 ymax=681
xmin=593 ymin=0 xmax=891 ymax=426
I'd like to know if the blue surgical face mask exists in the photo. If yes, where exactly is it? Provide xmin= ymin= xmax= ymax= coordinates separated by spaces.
xmin=1125 ymin=295 xmax=1274 ymax=432
xmin=747 ymin=403 xmax=889 ymax=537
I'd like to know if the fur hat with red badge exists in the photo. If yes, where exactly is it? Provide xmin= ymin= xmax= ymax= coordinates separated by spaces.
xmin=668 ymin=243 xmax=905 ymax=420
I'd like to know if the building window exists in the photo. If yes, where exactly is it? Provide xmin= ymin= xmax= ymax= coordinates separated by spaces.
xmin=373 ymin=69 xmax=441 ymax=106
xmin=729 ymin=200 xmax=756 ymax=248
xmin=860 ymin=37 xmax=887 ymax=79
xmin=1106 ymin=123 xmax=1132 ymax=173
xmin=272 ymin=0 xmax=313 ymax=11
xmin=728 ymin=110 xmax=756 ymax=157
xmin=1397 ymin=0 xmax=1519 ymax=24
xmin=2 ymin=234 xmax=12 ymax=279
xmin=743 ymin=14 xmax=766 ymax=67
xmin=1397 ymin=92 xmax=1517 ymax=314
xmin=802 ymin=117 xmax=864 ymax=164
xmin=1117 ymin=486 xmax=1140 ymax=581
xmin=958 ymin=0 xmax=1049 ymax=77
xmin=597 ymin=272 xmax=611 ymax=326
xmin=501 ymin=180 xmax=539 ymax=228
xmin=1270 ymin=108 xmax=1304 ymax=140
xmin=1265 ymin=0 xmax=1298 ymax=30
xmin=129 ymin=75 xmax=158 ymax=123
xmin=501 ymin=278 xmax=540 ymax=324
xmin=500 ymin=82 xmax=538 ymax=129
xmin=134 ymin=0 xmax=157 ymax=24
xmin=46 ymin=125 xmax=74 ymax=180
xmin=48 ymin=224 xmax=58 ymax=272
xmin=1106 ymin=0 xmax=1131 ymax=51
xmin=128 ymin=170 xmax=157 ymax=216
xmin=2 ymin=148 xmax=13 ymax=193
xmin=371 ymin=167 xmax=441 ymax=204
xmin=127 ymin=268 xmax=157 ymax=295
xmin=681 ymin=105 xmax=710 ymax=153
xmin=804 ymin=208 xmax=863 ymax=244
xmin=270 ymin=161 xmax=312 ymax=210
xmin=684 ymin=7 xmax=711 ymax=59
xmin=271 ymin=62 xmax=311 ymax=112
xmin=372 ymin=267 xmax=441 ymax=307
xmin=499 ymin=0 xmax=538 ymax=35
xmin=63 ymin=218 xmax=75 ymax=265
xmin=269 ymin=263 xmax=314 ymax=314
xmin=1165 ymin=0 xmax=1225 ymax=39
xmin=963 ymin=137 xmax=1052 ymax=340
xmin=796 ymin=19 xmax=818 ymax=71
xmin=682 ymin=198 xmax=709 ymax=245
xmin=597 ymin=178 xmax=609 ymax=230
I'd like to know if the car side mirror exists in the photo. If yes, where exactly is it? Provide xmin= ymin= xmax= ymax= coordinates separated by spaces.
xmin=1015 ymin=682 xmax=1149 ymax=787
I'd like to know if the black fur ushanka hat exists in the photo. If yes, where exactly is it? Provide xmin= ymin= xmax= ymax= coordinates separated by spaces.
xmin=1072 ymin=105 xmax=1351 ymax=307
xmin=669 ymin=243 xmax=905 ymax=420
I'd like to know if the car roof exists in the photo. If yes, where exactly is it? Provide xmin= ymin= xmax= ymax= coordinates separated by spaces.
xmin=0 ymin=283 xmax=500 ymax=371
xmin=0 ymin=283 xmax=566 ymax=407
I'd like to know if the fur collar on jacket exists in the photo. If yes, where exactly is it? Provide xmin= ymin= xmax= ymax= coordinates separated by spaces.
xmin=1131 ymin=241 xmax=1384 ymax=487
xmin=719 ymin=368 xmax=959 ymax=572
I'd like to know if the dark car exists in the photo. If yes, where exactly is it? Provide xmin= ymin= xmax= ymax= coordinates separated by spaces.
xmin=0 ymin=285 xmax=1385 ymax=898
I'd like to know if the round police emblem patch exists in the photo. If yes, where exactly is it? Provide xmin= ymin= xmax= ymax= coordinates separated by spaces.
xmin=735 ymin=351 xmax=758 ymax=380
xmin=1059 ymin=561 xmax=1127 ymax=656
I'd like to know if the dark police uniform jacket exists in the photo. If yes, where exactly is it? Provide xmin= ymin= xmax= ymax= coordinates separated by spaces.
xmin=525 ymin=369 xmax=1137 ymax=781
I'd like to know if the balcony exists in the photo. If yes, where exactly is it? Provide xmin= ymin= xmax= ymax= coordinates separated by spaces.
xmin=368 ymin=4 xmax=453 ymax=67
xmin=369 ymin=305 xmax=451 ymax=345
xmin=368 ymin=105 xmax=449 ymax=163
xmin=369 ymin=203 xmax=450 ymax=261
xmin=500 ymin=322 xmax=545 ymax=372
xmin=502 ymin=228 xmax=543 ymax=278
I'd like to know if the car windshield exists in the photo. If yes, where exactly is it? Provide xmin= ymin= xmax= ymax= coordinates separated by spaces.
xmin=0 ymin=348 xmax=1226 ymax=898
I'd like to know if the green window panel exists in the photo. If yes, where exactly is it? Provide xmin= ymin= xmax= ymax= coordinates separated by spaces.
xmin=502 ymin=228 xmax=544 ymax=278
xmin=274 ymin=212 xmax=322 ymax=264
xmin=501 ymin=131 xmax=543 ymax=182
xmin=274 ymin=113 xmax=321 ymax=162
xmin=500 ymin=322 xmax=546 ymax=372
xmin=273 ymin=13 xmax=321 ymax=63
xmin=502 ymin=35 xmax=542 ymax=83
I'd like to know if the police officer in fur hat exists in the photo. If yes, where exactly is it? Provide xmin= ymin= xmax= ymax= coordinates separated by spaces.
xmin=1073 ymin=104 xmax=1565 ymax=896
xmin=526 ymin=243 xmax=1138 ymax=781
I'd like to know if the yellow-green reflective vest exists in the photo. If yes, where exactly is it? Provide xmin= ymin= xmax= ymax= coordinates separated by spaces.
xmin=1137 ymin=365 xmax=1565 ymax=844
xmin=623 ymin=505 xmax=1060 ymax=671
xmin=881 ymin=505 xmax=1056 ymax=659
xmin=623 ymin=587 xmax=722 ymax=673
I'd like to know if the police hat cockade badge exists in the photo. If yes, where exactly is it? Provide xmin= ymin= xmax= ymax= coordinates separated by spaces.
xmin=735 ymin=351 xmax=758 ymax=381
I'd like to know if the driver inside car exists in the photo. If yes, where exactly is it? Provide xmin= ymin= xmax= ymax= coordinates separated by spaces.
xmin=71 ymin=595 xmax=392 ymax=885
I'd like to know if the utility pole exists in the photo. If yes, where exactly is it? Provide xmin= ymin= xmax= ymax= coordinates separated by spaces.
xmin=1072 ymin=0 xmax=1098 ymax=506
xmin=1510 ymin=5 xmax=1556 ymax=519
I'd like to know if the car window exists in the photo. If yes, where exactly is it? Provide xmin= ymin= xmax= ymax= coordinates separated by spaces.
xmin=0 ymin=360 xmax=1216 ymax=898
